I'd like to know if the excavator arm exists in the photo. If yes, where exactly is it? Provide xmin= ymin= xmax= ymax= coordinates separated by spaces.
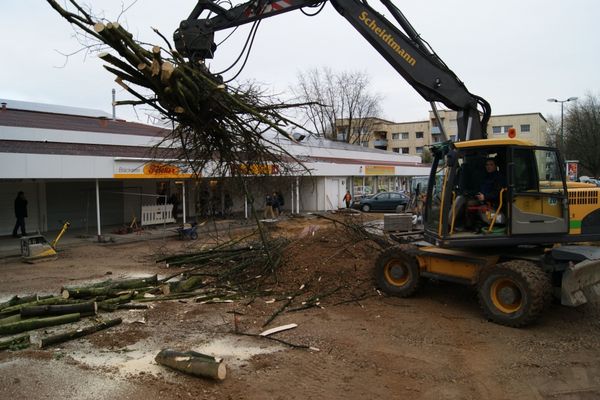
xmin=174 ymin=0 xmax=490 ymax=141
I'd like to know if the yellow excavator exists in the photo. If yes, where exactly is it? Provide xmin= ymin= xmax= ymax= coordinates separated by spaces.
xmin=174 ymin=0 xmax=600 ymax=326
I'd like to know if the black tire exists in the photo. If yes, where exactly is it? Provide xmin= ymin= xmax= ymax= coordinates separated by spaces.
xmin=375 ymin=245 xmax=421 ymax=297
xmin=361 ymin=204 xmax=371 ymax=212
xmin=478 ymin=260 xmax=552 ymax=328
xmin=190 ymin=231 xmax=198 ymax=240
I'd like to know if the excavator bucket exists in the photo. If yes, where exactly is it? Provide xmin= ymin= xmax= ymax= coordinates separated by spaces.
xmin=561 ymin=258 xmax=600 ymax=307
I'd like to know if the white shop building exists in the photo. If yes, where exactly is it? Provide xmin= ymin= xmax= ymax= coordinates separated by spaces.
xmin=0 ymin=99 xmax=429 ymax=236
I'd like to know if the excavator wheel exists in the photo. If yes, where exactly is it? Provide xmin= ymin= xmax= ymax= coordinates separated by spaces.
xmin=478 ymin=260 xmax=552 ymax=328
xmin=375 ymin=244 xmax=421 ymax=297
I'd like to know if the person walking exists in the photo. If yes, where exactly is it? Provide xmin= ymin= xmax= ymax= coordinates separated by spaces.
xmin=12 ymin=191 xmax=28 ymax=237
xmin=271 ymin=191 xmax=280 ymax=218
xmin=276 ymin=192 xmax=284 ymax=215
xmin=263 ymin=193 xmax=274 ymax=219
xmin=343 ymin=190 xmax=352 ymax=208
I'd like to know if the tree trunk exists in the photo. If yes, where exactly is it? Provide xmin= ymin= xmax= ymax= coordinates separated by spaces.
xmin=61 ymin=275 xmax=158 ymax=295
xmin=173 ymin=276 xmax=205 ymax=293
xmin=0 ymin=295 xmax=38 ymax=311
xmin=109 ymin=275 xmax=158 ymax=290
xmin=0 ymin=313 xmax=80 ymax=335
xmin=155 ymin=349 xmax=226 ymax=381
xmin=0 ymin=315 xmax=39 ymax=326
xmin=0 ymin=334 xmax=30 ymax=351
xmin=97 ymin=292 xmax=135 ymax=311
xmin=39 ymin=318 xmax=122 ymax=348
xmin=61 ymin=287 xmax=122 ymax=299
xmin=115 ymin=304 xmax=148 ymax=310
xmin=0 ymin=297 xmax=84 ymax=317
xmin=20 ymin=302 xmax=97 ymax=318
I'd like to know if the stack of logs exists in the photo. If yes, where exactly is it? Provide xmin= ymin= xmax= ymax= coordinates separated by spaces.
xmin=0 ymin=274 xmax=189 ymax=351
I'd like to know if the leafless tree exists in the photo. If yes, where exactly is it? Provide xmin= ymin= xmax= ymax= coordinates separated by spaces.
xmin=564 ymin=93 xmax=600 ymax=177
xmin=292 ymin=67 xmax=382 ymax=143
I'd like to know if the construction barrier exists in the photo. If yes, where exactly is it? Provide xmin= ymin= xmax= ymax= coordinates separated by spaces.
xmin=141 ymin=204 xmax=175 ymax=226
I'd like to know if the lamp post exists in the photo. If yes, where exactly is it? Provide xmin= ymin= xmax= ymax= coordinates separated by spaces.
xmin=547 ymin=97 xmax=578 ymax=147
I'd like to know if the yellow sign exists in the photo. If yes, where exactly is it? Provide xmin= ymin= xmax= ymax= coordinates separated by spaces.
xmin=236 ymin=164 xmax=279 ymax=175
xmin=114 ymin=163 xmax=193 ymax=179
xmin=365 ymin=165 xmax=395 ymax=176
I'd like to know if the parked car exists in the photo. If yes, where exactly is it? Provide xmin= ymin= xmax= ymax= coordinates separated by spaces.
xmin=352 ymin=191 xmax=409 ymax=212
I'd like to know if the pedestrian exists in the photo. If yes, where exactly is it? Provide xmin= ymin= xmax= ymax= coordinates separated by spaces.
xmin=263 ymin=193 xmax=274 ymax=219
xmin=168 ymin=193 xmax=179 ymax=221
xmin=12 ymin=191 xmax=28 ymax=238
xmin=224 ymin=192 xmax=233 ymax=217
xmin=271 ymin=191 xmax=280 ymax=217
xmin=343 ymin=190 xmax=352 ymax=208
xmin=276 ymin=191 xmax=284 ymax=214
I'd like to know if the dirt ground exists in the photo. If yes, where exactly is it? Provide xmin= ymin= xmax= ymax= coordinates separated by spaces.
xmin=0 ymin=214 xmax=599 ymax=400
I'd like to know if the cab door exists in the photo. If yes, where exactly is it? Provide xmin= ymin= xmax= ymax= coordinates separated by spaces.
xmin=510 ymin=147 xmax=569 ymax=235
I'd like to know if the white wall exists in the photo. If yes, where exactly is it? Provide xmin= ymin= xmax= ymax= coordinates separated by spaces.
xmin=0 ymin=153 xmax=115 ymax=179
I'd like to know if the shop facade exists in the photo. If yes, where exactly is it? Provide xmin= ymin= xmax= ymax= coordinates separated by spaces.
xmin=0 ymin=100 xmax=430 ymax=236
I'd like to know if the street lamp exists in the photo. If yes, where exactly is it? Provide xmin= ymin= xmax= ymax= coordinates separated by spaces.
xmin=547 ymin=96 xmax=578 ymax=147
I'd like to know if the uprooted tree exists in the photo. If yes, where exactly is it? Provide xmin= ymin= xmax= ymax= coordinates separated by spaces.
xmin=46 ymin=0 xmax=308 ymax=179
xmin=47 ymin=0 xmax=314 ymax=275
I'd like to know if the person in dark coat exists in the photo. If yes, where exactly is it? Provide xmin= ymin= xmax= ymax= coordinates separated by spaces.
xmin=12 ymin=191 xmax=28 ymax=237
xmin=271 ymin=191 xmax=280 ymax=217
xmin=168 ymin=193 xmax=179 ymax=221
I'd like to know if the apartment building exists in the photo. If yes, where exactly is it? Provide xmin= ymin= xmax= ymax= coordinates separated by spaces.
xmin=338 ymin=111 xmax=548 ymax=157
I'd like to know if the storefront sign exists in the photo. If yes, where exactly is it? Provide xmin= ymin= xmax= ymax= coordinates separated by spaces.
xmin=235 ymin=163 xmax=279 ymax=175
xmin=364 ymin=165 xmax=395 ymax=176
xmin=114 ymin=162 xmax=193 ymax=179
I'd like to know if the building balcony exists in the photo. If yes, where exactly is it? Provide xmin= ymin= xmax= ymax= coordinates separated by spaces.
xmin=373 ymin=139 xmax=388 ymax=147
xmin=431 ymin=126 xmax=441 ymax=134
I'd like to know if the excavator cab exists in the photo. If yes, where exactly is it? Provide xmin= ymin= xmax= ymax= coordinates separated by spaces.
xmin=423 ymin=139 xmax=570 ymax=248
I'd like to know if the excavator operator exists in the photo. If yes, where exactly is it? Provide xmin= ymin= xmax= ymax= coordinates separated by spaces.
xmin=475 ymin=158 xmax=505 ymax=205
xmin=466 ymin=157 xmax=506 ymax=230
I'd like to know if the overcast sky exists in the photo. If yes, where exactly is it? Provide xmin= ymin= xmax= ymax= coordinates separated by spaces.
xmin=2 ymin=1 xmax=599 ymax=126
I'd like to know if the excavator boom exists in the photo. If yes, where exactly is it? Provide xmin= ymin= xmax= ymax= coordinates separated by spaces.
xmin=174 ymin=0 xmax=491 ymax=141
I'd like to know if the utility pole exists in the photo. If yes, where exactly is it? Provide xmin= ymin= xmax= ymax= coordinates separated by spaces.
xmin=547 ymin=97 xmax=578 ymax=147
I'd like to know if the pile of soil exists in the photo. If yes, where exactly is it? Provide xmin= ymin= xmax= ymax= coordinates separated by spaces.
xmin=275 ymin=226 xmax=382 ymax=305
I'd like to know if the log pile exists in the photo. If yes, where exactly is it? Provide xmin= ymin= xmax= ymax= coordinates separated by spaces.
xmin=46 ymin=0 xmax=306 ymax=178
xmin=0 ymin=276 xmax=161 ymax=350
xmin=0 ymin=233 xmax=289 ymax=350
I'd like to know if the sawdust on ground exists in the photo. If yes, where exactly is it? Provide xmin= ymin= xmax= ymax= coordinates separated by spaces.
xmin=0 ymin=214 xmax=599 ymax=400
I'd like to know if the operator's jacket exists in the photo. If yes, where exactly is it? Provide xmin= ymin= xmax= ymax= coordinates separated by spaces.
xmin=480 ymin=171 xmax=506 ymax=205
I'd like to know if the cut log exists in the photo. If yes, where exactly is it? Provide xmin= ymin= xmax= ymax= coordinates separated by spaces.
xmin=0 ymin=334 xmax=30 ymax=351
xmin=0 ymin=313 xmax=80 ymax=335
xmin=110 ymin=275 xmax=158 ymax=290
xmin=20 ymin=302 xmax=97 ymax=318
xmin=39 ymin=317 xmax=122 ymax=348
xmin=62 ymin=275 xmax=158 ymax=295
xmin=98 ymin=292 xmax=135 ymax=311
xmin=61 ymin=287 xmax=120 ymax=299
xmin=160 ymin=62 xmax=175 ymax=83
xmin=173 ymin=276 xmax=204 ymax=293
xmin=155 ymin=349 xmax=226 ymax=381
xmin=115 ymin=304 xmax=148 ymax=310
xmin=0 ymin=297 xmax=83 ymax=317
xmin=0 ymin=294 xmax=38 ymax=311
xmin=0 ymin=315 xmax=38 ymax=326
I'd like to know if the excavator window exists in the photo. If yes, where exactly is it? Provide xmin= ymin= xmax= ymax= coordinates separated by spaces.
xmin=512 ymin=148 xmax=539 ymax=192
